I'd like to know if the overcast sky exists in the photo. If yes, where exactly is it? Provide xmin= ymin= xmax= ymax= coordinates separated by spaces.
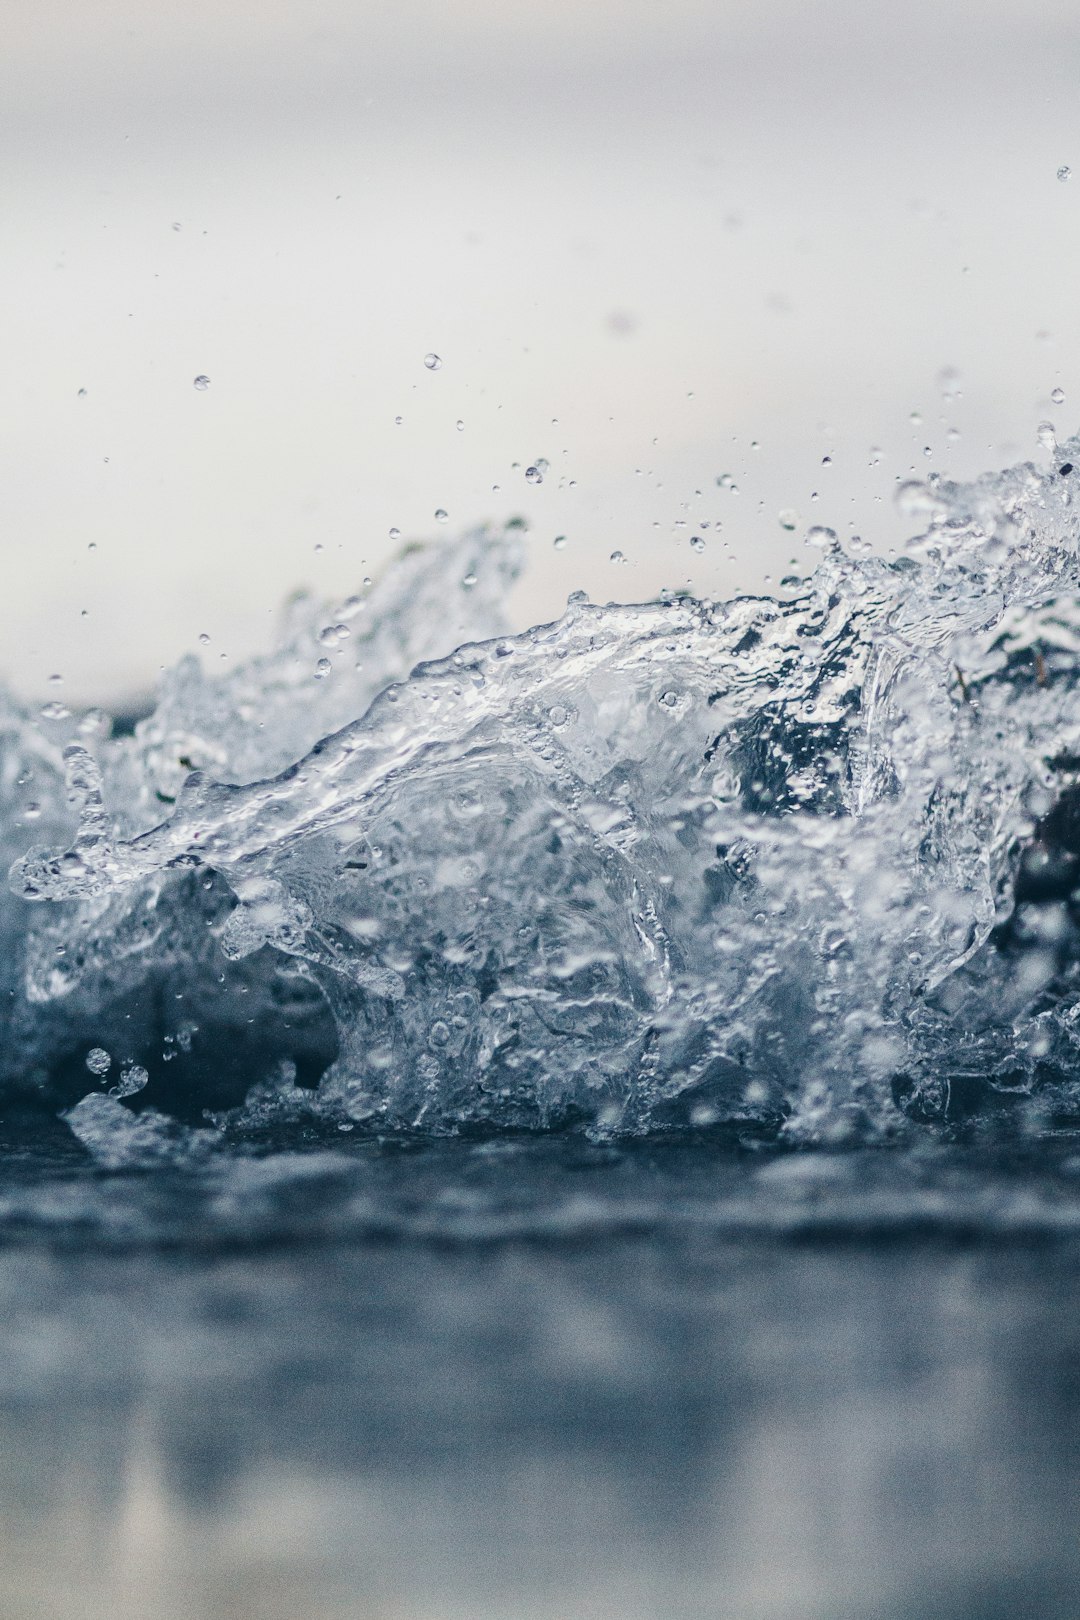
xmin=4 ymin=0 xmax=1080 ymax=702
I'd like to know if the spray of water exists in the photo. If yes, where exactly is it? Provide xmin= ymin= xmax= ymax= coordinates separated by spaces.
xmin=9 ymin=446 xmax=1080 ymax=1142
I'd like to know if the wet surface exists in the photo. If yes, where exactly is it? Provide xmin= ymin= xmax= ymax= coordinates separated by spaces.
xmin=1 ymin=1128 xmax=1079 ymax=1619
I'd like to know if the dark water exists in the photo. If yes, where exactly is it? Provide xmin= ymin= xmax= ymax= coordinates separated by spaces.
xmin=2 ymin=1120 xmax=1079 ymax=1620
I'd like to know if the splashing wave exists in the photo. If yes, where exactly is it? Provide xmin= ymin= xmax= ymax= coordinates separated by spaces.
xmin=10 ymin=447 xmax=1080 ymax=1144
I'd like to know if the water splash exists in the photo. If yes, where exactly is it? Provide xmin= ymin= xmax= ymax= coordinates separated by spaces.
xmin=10 ymin=446 xmax=1080 ymax=1141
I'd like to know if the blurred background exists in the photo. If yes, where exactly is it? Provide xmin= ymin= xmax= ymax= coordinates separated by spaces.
xmin=2 ymin=0 xmax=1080 ymax=704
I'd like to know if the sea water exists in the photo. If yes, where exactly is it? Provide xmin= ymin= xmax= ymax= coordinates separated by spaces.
xmin=4 ymin=446 xmax=1080 ymax=1617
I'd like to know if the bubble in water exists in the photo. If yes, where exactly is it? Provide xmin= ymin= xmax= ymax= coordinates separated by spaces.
xmin=1058 ymin=165 xmax=1072 ymax=182
xmin=424 ymin=353 xmax=442 ymax=370
xmin=778 ymin=509 xmax=798 ymax=531
xmin=548 ymin=705 xmax=568 ymax=727
xmin=85 ymin=1047 xmax=111 ymax=1077
xmin=434 ymin=509 xmax=449 ymax=523
xmin=111 ymin=1065 xmax=149 ymax=1099
xmin=1052 ymin=387 xmax=1066 ymax=405
xmin=525 ymin=466 xmax=543 ymax=485
xmin=314 ymin=658 xmax=332 ymax=679
xmin=193 ymin=375 xmax=210 ymax=391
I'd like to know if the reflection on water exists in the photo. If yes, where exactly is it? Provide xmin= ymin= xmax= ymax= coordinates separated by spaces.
xmin=1 ymin=1136 xmax=1078 ymax=1619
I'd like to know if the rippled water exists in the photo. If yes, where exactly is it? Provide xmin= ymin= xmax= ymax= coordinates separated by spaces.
xmin=5 ymin=446 xmax=1080 ymax=1616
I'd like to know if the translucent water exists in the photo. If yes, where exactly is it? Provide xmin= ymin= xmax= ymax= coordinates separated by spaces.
xmin=10 ymin=445 xmax=1080 ymax=1147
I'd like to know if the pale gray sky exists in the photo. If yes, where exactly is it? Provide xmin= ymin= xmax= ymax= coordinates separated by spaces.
xmin=3 ymin=0 xmax=1080 ymax=701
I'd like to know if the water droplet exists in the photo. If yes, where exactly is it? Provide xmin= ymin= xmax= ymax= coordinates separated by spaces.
xmin=198 ymin=632 xmax=210 ymax=645
xmin=76 ymin=387 xmax=87 ymax=398
xmin=909 ymin=410 xmax=923 ymax=426
xmin=778 ymin=509 xmax=798 ymax=531
xmin=394 ymin=415 xmax=403 ymax=425
xmin=553 ymin=535 xmax=567 ymax=550
xmin=456 ymin=419 xmax=464 ymax=431
xmin=40 ymin=701 xmax=70 ymax=721
xmin=1052 ymin=387 xmax=1066 ymax=404
xmin=318 ymin=625 xmax=340 ymax=647
xmin=85 ymin=1047 xmax=111 ymax=1077
xmin=462 ymin=572 xmax=477 ymax=587
xmin=314 ymin=658 xmax=332 ymax=679
xmin=434 ymin=508 xmax=448 ymax=523
xmin=111 ymin=1064 xmax=149 ymax=1098
xmin=193 ymin=374 xmax=210 ymax=391
xmin=658 ymin=690 xmax=680 ymax=709
xmin=525 ymin=466 xmax=543 ymax=485
xmin=389 ymin=526 xmax=401 ymax=540
xmin=609 ymin=549 xmax=625 ymax=563
xmin=1038 ymin=420 xmax=1058 ymax=452
xmin=1058 ymin=165 xmax=1072 ymax=182
xmin=690 ymin=535 xmax=706 ymax=553
xmin=806 ymin=525 xmax=838 ymax=549
xmin=821 ymin=454 xmax=832 ymax=466
xmin=172 ymin=221 xmax=182 ymax=231
xmin=424 ymin=353 xmax=442 ymax=370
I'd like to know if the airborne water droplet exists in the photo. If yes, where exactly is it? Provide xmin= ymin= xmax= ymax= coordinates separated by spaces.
xmin=85 ymin=1047 xmax=111 ymax=1077
xmin=389 ymin=526 xmax=401 ymax=540
xmin=806 ymin=525 xmax=838 ymax=549
xmin=193 ymin=374 xmax=210 ymax=391
xmin=111 ymin=1065 xmax=149 ymax=1098
xmin=525 ymin=466 xmax=543 ymax=485
xmin=778 ymin=509 xmax=798 ymax=531
xmin=424 ymin=353 xmax=442 ymax=370
xmin=434 ymin=509 xmax=449 ymax=523
xmin=1051 ymin=387 xmax=1066 ymax=405
xmin=553 ymin=535 xmax=567 ymax=550
xmin=1058 ymin=165 xmax=1072 ymax=182
xmin=314 ymin=658 xmax=332 ymax=679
